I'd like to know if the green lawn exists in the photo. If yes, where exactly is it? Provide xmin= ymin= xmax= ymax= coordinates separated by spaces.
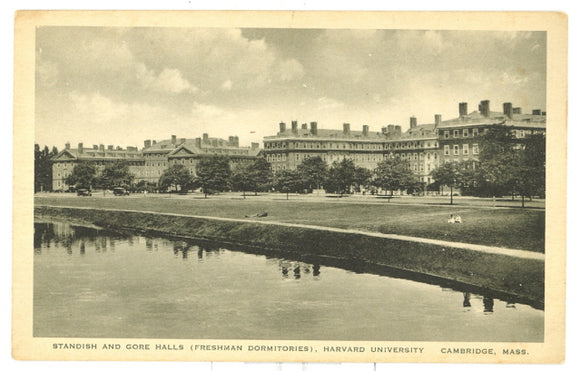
xmin=35 ymin=194 xmax=545 ymax=253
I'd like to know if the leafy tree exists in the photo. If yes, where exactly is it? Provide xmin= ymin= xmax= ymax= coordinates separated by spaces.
xmin=34 ymin=144 xmax=53 ymax=192
xmin=430 ymin=161 xmax=463 ymax=205
xmin=478 ymin=125 xmax=545 ymax=206
xmin=323 ymin=158 xmax=357 ymax=196
xmin=248 ymin=157 xmax=272 ymax=194
xmin=196 ymin=155 xmax=232 ymax=198
xmin=97 ymin=161 xmax=135 ymax=189
xmin=65 ymin=162 xmax=97 ymax=189
xmin=478 ymin=124 xmax=520 ymax=196
xmin=159 ymin=164 xmax=196 ymax=193
xmin=372 ymin=156 xmax=416 ymax=196
xmin=353 ymin=166 xmax=373 ymax=193
xmin=273 ymin=169 xmax=304 ymax=200
xmin=231 ymin=162 xmax=254 ymax=199
xmin=511 ymin=133 xmax=546 ymax=207
xmin=297 ymin=156 xmax=328 ymax=192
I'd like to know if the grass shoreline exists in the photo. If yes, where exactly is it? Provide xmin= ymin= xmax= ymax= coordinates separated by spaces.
xmin=34 ymin=203 xmax=545 ymax=308
xmin=35 ymin=194 xmax=546 ymax=252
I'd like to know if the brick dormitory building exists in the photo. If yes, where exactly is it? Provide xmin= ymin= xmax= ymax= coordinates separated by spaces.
xmin=50 ymin=99 xmax=546 ymax=192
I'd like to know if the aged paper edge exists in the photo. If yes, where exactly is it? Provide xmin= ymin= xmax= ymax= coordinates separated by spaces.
xmin=12 ymin=10 xmax=568 ymax=363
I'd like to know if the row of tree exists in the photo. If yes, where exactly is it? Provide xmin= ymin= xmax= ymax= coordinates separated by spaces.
xmin=431 ymin=125 xmax=545 ymax=207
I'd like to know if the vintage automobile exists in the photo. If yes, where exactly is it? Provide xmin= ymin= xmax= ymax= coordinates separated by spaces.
xmin=76 ymin=188 xmax=92 ymax=196
xmin=112 ymin=187 xmax=130 ymax=196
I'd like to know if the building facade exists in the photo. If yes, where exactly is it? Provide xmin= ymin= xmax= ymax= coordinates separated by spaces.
xmin=51 ymin=143 xmax=144 ymax=191
xmin=50 ymin=99 xmax=546 ymax=192
xmin=262 ymin=100 xmax=546 ymax=187
xmin=437 ymin=100 xmax=547 ymax=165
xmin=51 ymin=134 xmax=261 ymax=191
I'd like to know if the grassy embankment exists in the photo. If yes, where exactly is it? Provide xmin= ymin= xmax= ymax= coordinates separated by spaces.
xmin=35 ymin=203 xmax=545 ymax=307
xmin=35 ymin=195 xmax=545 ymax=252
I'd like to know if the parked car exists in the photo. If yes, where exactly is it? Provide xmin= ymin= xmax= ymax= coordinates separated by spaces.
xmin=113 ymin=187 xmax=130 ymax=196
xmin=76 ymin=188 xmax=92 ymax=196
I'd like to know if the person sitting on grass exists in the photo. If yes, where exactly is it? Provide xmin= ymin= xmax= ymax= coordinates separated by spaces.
xmin=448 ymin=214 xmax=455 ymax=223
xmin=454 ymin=215 xmax=462 ymax=224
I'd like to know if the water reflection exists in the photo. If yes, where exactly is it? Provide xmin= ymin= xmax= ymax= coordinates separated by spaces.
xmin=33 ymin=221 xmax=544 ymax=342
xmin=277 ymin=260 xmax=320 ymax=280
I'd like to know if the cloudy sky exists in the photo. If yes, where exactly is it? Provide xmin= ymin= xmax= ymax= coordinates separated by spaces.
xmin=35 ymin=27 xmax=546 ymax=149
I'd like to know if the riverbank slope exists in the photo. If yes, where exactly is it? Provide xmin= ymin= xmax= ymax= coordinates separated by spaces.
xmin=35 ymin=204 xmax=545 ymax=308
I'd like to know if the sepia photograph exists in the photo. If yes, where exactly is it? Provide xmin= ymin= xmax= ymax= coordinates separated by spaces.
xmin=12 ymin=10 xmax=567 ymax=364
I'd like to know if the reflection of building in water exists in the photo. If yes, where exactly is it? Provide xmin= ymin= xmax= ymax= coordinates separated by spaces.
xmin=277 ymin=260 xmax=321 ymax=279
xmin=173 ymin=240 xmax=191 ymax=259
xmin=313 ymin=265 xmax=320 ymax=277
xmin=293 ymin=266 xmax=301 ymax=279
xmin=463 ymin=292 xmax=471 ymax=308
xmin=34 ymin=222 xmax=121 ymax=256
xmin=483 ymin=296 xmax=494 ymax=313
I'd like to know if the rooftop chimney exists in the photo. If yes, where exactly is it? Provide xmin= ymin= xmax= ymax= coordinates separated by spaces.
xmin=279 ymin=121 xmax=286 ymax=133
xmin=99 ymin=144 xmax=105 ymax=151
xmin=93 ymin=145 xmax=98 ymax=150
xmin=180 ymin=138 xmax=186 ymax=144
xmin=301 ymin=123 xmax=308 ymax=129
xmin=479 ymin=100 xmax=490 ymax=118
xmin=251 ymin=142 xmax=259 ymax=150
xmin=410 ymin=116 xmax=417 ymax=129
xmin=195 ymin=138 xmax=202 ymax=147
xmin=291 ymin=120 xmax=298 ymax=134
xmin=171 ymin=135 xmax=177 ymax=145
xmin=65 ymin=142 xmax=70 ymax=150
xmin=381 ymin=127 xmax=388 ymax=134
xmin=343 ymin=123 xmax=351 ymax=135
xmin=513 ymin=107 xmax=522 ymax=115
xmin=362 ymin=125 xmax=369 ymax=137
xmin=459 ymin=102 xmax=468 ymax=117
xmin=203 ymin=133 xmax=209 ymax=142
xmin=394 ymin=126 xmax=402 ymax=136
xmin=233 ymin=136 xmax=239 ymax=147
xmin=78 ymin=142 xmax=83 ymax=154
xmin=310 ymin=121 xmax=318 ymax=136
xmin=152 ymin=140 xmax=157 ymax=145
xmin=503 ymin=102 xmax=513 ymax=119
xmin=434 ymin=114 xmax=442 ymax=127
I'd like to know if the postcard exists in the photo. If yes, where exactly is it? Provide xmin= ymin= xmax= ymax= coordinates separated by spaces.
xmin=13 ymin=10 xmax=567 ymax=363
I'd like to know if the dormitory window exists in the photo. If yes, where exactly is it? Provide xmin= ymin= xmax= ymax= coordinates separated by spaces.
xmin=463 ymin=129 xmax=468 ymax=137
xmin=473 ymin=128 xmax=479 ymax=136
xmin=453 ymin=130 xmax=459 ymax=138
xmin=473 ymin=143 xmax=479 ymax=154
xmin=444 ymin=145 xmax=450 ymax=156
xmin=444 ymin=131 xmax=450 ymax=139
xmin=453 ymin=145 xmax=459 ymax=155
xmin=463 ymin=144 xmax=469 ymax=155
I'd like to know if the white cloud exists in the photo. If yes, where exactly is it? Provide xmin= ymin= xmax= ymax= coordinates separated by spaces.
xmin=277 ymin=59 xmax=305 ymax=82
xmin=135 ymin=63 xmax=197 ymax=94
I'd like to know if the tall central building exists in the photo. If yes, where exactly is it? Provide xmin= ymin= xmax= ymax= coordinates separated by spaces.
xmin=262 ymin=100 xmax=546 ymax=187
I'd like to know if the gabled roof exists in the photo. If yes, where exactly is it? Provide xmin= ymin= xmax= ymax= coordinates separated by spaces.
xmin=52 ymin=149 xmax=78 ymax=161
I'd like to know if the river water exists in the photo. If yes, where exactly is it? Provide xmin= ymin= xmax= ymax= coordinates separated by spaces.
xmin=33 ymin=221 xmax=544 ymax=342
